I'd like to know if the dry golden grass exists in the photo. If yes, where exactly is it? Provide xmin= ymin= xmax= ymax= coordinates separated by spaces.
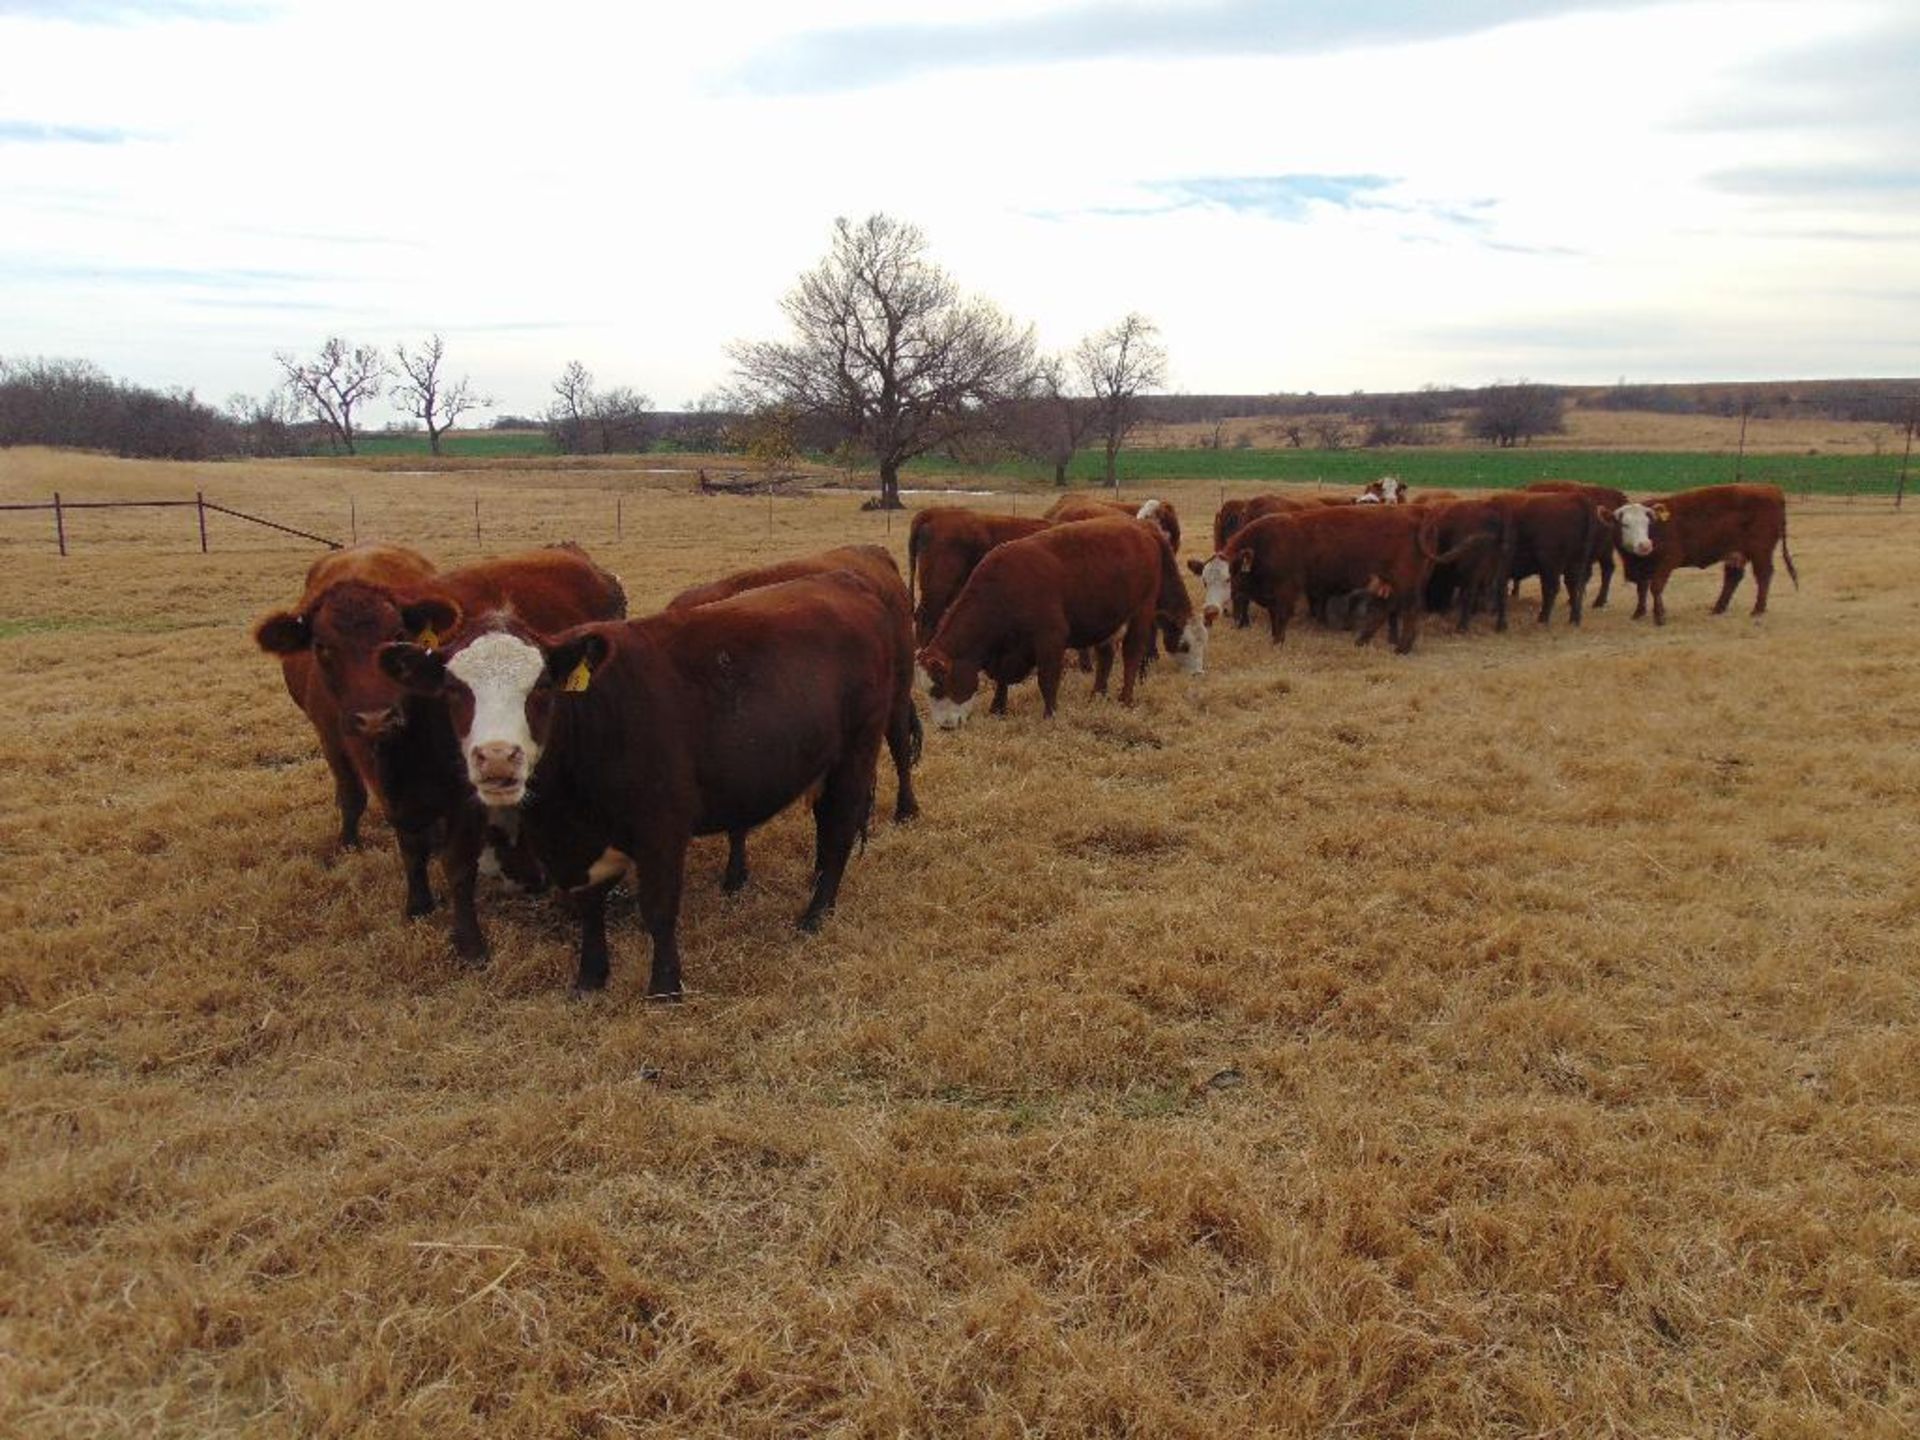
xmin=3 ymin=447 xmax=1918 ymax=1437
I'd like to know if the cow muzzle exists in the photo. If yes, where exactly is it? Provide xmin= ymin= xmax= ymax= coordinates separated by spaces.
xmin=348 ymin=705 xmax=404 ymax=739
xmin=930 ymin=695 xmax=975 ymax=730
xmin=470 ymin=742 xmax=528 ymax=804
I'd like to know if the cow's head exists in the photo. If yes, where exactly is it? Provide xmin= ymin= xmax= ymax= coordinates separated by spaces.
xmin=1135 ymin=497 xmax=1182 ymax=553
xmin=255 ymin=581 xmax=461 ymax=738
xmin=1605 ymin=501 xmax=1668 ymax=557
xmin=1363 ymin=475 xmax=1406 ymax=505
xmin=914 ymin=646 xmax=977 ymax=729
xmin=1187 ymin=553 xmax=1232 ymax=628
xmin=379 ymin=625 xmax=609 ymax=807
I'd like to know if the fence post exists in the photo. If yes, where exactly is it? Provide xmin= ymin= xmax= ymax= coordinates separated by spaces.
xmin=196 ymin=490 xmax=209 ymax=553
xmin=53 ymin=491 xmax=66 ymax=557
xmin=616 ymin=494 xmax=623 ymax=540
xmin=474 ymin=497 xmax=481 ymax=547
xmin=350 ymin=498 xmax=358 ymax=544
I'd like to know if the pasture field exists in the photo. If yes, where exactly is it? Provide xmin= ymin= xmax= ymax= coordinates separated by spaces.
xmin=3 ymin=448 xmax=1918 ymax=1437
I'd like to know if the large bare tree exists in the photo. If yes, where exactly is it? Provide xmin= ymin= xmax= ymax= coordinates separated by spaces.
xmin=390 ymin=335 xmax=490 ymax=455
xmin=730 ymin=213 xmax=1035 ymax=509
xmin=274 ymin=336 xmax=385 ymax=455
xmin=1076 ymin=313 xmax=1167 ymax=489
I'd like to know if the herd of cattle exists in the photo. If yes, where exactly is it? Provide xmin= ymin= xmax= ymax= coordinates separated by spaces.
xmin=254 ymin=479 xmax=1797 ymax=998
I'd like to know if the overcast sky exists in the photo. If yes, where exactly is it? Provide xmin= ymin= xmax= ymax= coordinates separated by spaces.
xmin=3 ymin=0 xmax=1915 ymax=422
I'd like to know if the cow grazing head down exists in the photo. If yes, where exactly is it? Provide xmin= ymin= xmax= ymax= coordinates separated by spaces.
xmin=1186 ymin=554 xmax=1232 ymax=628
xmin=380 ymin=627 xmax=608 ymax=806
xmin=255 ymin=583 xmax=461 ymax=738
xmin=1605 ymin=501 xmax=1669 ymax=557
xmin=914 ymin=648 xmax=977 ymax=730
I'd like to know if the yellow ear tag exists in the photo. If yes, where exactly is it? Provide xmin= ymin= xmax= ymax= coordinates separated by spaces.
xmin=416 ymin=625 xmax=441 ymax=649
xmin=564 ymin=659 xmax=593 ymax=694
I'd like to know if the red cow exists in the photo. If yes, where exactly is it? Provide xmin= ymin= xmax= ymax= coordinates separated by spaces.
xmin=1525 ymin=480 xmax=1628 ymax=608
xmin=260 ymin=542 xmax=438 ymax=851
xmin=254 ymin=543 xmax=627 ymax=952
xmin=1042 ymin=494 xmax=1183 ymax=553
xmin=1188 ymin=506 xmax=1483 ymax=654
xmin=916 ymin=517 xmax=1204 ymax=726
xmin=1211 ymin=493 xmax=1328 ymax=556
xmin=666 ymin=543 xmax=922 ymax=893
xmin=1603 ymin=483 xmax=1799 ymax=625
xmin=1485 ymin=490 xmax=1602 ymax=628
xmin=906 ymin=507 xmax=1052 ymax=643
xmin=378 ymin=571 xmax=906 ymax=997
xmin=1420 ymin=498 xmax=1513 ymax=633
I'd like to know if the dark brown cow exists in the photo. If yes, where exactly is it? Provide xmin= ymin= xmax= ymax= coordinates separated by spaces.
xmin=1042 ymin=494 xmax=1183 ymax=553
xmin=1485 ymin=490 xmax=1602 ymax=628
xmin=1604 ymin=483 xmax=1798 ymax=625
xmin=666 ymin=543 xmax=921 ymax=893
xmin=1525 ymin=481 xmax=1629 ymax=608
xmin=379 ymin=571 xmax=906 ymax=997
xmin=260 ymin=542 xmax=438 ymax=851
xmin=906 ymin=506 xmax=1052 ymax=644
xmin=255 ymin=543 xmax=626 ymax=949
xmin=1421 ymin=498 xmax=1513 ymax=633
xmin=917 ymin=518 xmax=1205 ymax=725
xmin=1189 ymin=506 xmax=1483 ymax=654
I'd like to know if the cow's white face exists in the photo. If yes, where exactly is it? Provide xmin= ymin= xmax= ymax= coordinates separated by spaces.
xmin=1173 ymin=618 xmax=1208 ymax=674
xmin=1375 ymin=476 xmax=1403 ymax=503
xmin=1195 ymin=555 xmax=1232 ymax=626
xmin=1615 ymin=502 xmax=1657 ymax=557
xmin=930 ymin=694 xmax=975 ymax=730
xmin=447 ymin=631 xmax=547 ymax=806
xmin=1136 ymin=499 xmax=1163 ymax=523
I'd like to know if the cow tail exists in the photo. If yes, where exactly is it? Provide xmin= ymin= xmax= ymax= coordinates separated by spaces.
xmin=1780 ymin=511 xmax=1800 ymax=589
xmin=906 ymin=515 xmax=926 ymax=613
xmin=1416 ymin=511 xmax=1443 ymax=562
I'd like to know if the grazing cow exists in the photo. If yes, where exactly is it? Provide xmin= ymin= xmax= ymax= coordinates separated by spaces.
xmin=1042 ymin=494 xmax=1183 ymax=554
xmin=254 ymin=543 xmax=627 ymax=954
xmin=1485 ymin=490 xmax=1602 ymax=628
xmin=1188 ymin=506 xmax=1483 ymax=654
xmin=1359 ymin=475 xmax=1409 ymax=504
xmin=259 ymin=542 xmax=438 ymax=851
xmin=666 ymin=543 xmax=922 ymax=893
xmin=1421 ymin=498 xmax=1514 ymax=633
xmin=1525 ymin=481 xmax=1629 ymax=608
xmin=1602 ymin=483 xmax=1798 ymax=625
xmin=379 ymin=571 xmax=905 ymax=997
xmin=917 ymin=517 xmax=1204 ymax=727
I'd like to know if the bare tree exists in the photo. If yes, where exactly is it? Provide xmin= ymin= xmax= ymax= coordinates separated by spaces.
xmin=1075 ymin=312 xmax=1167 ymax=490
xmin=390 ymin=335 xmax=491 ymax=455
xmin=996 ymin=355 xmax=1101 ymax=486
xmin=547 ymin=360 xmax=594 ymax=454
xmin=730 ymin=213 xmax=1035 ymax=509
xmin=275 ymin=337 xmax=385 ymax=455
xmin=1307 ymin=415 xmax=1353 ymax=450
xmin=590 ymin=385 xmax=652 ymax=453
xmin=1469 ymin=380 xmax=1566 ymax=447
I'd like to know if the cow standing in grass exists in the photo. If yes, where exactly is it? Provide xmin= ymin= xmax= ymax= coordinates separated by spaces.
xmin=1603 ymin=483 xmax=1798 ymax=625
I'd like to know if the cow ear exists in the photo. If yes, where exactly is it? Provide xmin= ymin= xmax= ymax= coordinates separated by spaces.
xmin=1652 ymin=503 xmax=1672 ymax=522
xmin=1186 ymin=557 xmax=1206 ymax=576
xmin=398 ymin=596 xmax=461 ymax=647
xmin=543 ymin=632 xmax=611 ymax=693
xmin=1596 ymin=505 xmax=1614 ymax=525
xmin=254 ymin=610 xmax=310 ymax=654
xmin=1236 ymin=551 xmax=1255 ymax=574
xmin=378 ymin=642 xmax=447 ymax=695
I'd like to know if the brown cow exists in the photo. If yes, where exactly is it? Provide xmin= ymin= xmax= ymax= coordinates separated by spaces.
xmin=1211 ymin=493 xmax=1328 ymax=556
xmin=906 ymin=506 xmax=1052 ymax=644
xmin=1525 ymin=481 xmax=1628 ymax=608
xmin=1042 ymin=494 xmax=1183 ymax=553
xmin=666 ymin=543 xmax=922 ymax=893
xmin=1485 ymin=490 xmax=1602 ymax=628
xmin=1420 ymin=498 xmax=1513 ymax=633
xmin=917 ymin=517 xmax=1204 ymax=726
xmin=260 ymin=542 xmax=437 ymax=851
xmin=378 ymin=570 xmax=905 ymax=997
xmin=1188 ymin=506 xmax=1483 ymax=654
xmin=1603 ymin=483 xmax=1798 ymax=625
xmin=254 ymin=543 xmax=627 ymax=948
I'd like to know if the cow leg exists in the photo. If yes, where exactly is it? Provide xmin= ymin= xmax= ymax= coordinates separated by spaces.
xmin=1712 ymin=560 xmax=1745 ymax=614
xmin=800 ymin=750 xmax=878 ymax=933
xmin=628 ymin=843 xmax=688 ymax=999
xmin=569 ymin=880 xmax=616 ymax=997
xmin=1537 ymin=571 xmax=1559 ymax=625
xmin=1494 ymin=572 xmax=1512 ymax=632
xmin=722 ymin=830 xmax=749 ymax=893
xmin=1355 ymin=594 xmax=1388 ymax=648
xmin=1036 ymin=649 xmax=1065 ymax=718
xmin=443 ymin=807 xmax=489 ymax=967
xmin=1751 ymin=552 xmax=1774 ymax=617
xmin=1593 ymin=548 xmax=1614 ymax=608
xmin=990 ymin=679 xmax=1010 ymax=716
xmin=1650 ymin=568 xmax=1672 ymax=626
xmin=1631 ymin=575 xmax=1650 ymax=620
xmin=318 ymin=732 xmax=367 ymax=849
xmin=396 ymin=826 xmax=437 ymax=917
xmin=1076 ymin=647 xmax=1094 ymax=673
xmin=1393 ymin=599 xmax=1421 ymax=655
xmin=1117 ymin=615 xmax=1151 ymax=705
xmin=1566 ymin=564 xmax=1585 ymax=627
xmin=1090 ymin=641 xmax=1115 ymax=698
xmin=887 ymin=699 xmax=920 ymax=823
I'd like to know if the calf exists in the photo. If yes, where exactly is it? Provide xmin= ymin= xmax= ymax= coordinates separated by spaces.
xmin=1189 ymin=506 xmax=1481 ymax=654
xmin=667 ymin=543 xmax=921 ymax=893
xmin=917 ymin=517 xmax=1204 ymax=727
xmin=255 ymin=543 xmax=626 ymax=953
xmin=1603 ymin=483 xmax=1798 ymax=625
xmin=1525 ymin=481 xmax=1628 ymax=608
xmin=380 ymin=571 xmax=903 ymax=997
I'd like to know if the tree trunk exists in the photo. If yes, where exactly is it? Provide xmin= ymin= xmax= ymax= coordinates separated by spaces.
xmin=1104 ymin=439 xmax=1120 ymax=490
xmin=1053 ymin=459 xmax=1068 ymax=487
xmin=876 ymin=460 xmax=906 ymax=510
xmin=427 ymin=422 xmax=444 ymax=456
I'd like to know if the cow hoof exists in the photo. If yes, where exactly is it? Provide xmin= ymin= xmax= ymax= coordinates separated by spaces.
xmin=797 ymin=910 xmax=829 ymax=934
xmin=721 ymin=872 xmax=748 ymax=896
xmin=405 ymin=895 xmax=438 ymax=919
xmin=894 ymin=803 xmax=921 ymax=824
xmin=568 ymin=983 xmax=609 ymax=1002
xmin=644 ymin=987 xmax=683 ymax=1004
